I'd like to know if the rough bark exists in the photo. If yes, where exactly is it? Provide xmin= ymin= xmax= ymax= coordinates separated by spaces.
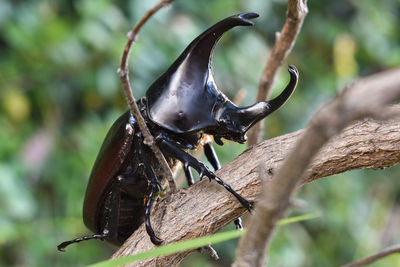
xmin=112 ymin=117 xmax=400 ymax=266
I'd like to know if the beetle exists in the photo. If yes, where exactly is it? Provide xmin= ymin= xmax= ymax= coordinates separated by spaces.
xmin=57 ymin=12 xmax=298 ymax=251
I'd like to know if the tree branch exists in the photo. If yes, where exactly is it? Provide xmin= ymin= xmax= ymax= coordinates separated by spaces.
xmin=111 ymin=69 xmax=400 ymax=267
xmin=112 ymin=117 xmax=400 ymax=266
xmin=117 ymin=0 xmax=177 ymax=192
xmin=341 ymin=244 xmax=400 ymax=267
xmin=233 ymin=67 xmax=400 ymax=266
xmin=247 ymin=0 xmax=308 ymax=145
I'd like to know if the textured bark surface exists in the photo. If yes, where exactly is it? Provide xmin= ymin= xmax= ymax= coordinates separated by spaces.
xmin=112 ymin=118 xmax=400 ymax=266
xmin=305 ymin=119 xmax=400 ymax=183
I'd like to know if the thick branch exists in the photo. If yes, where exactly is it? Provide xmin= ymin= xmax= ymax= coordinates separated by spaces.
xmin=233 ymin=67 xmax=400 ymax=266
xmin=112 ymin=116 xmax=400 ymax=266
xmin=117 ymin=0 xmax=177 ymax=191
xmin=247 ymin=0 xmax=308 ymax=145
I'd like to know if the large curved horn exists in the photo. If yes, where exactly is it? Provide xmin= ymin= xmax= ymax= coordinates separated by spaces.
xmin=146 ymin=13 xmax=259 ymax=133
xmin=170 ymin=12 xmax=259 ymax=73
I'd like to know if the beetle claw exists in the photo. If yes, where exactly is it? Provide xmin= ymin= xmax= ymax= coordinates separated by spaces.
xmin=57 ymin=244 xmax=67 ymax=252
xmin=234 ymin=218 xmax=243 ymax=230
xmin=199 ymin=170 xmax=205 ymax=180
xmin=150 ymin=235 xmax=163 ymax=246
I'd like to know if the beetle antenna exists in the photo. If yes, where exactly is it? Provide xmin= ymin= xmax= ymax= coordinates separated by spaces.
xmin=57 ymin=233 xmax=109 ymax=252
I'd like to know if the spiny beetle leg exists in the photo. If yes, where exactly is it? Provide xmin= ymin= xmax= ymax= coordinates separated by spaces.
xmin=57 ymin=232 xmax=108 ymax=252
xmin=144 ymin=188 xmax=162 ymax=245
xmin=212 ymin=175 xmax=253 ymax=212
xmin=234 ymin=218 xmax=243 ymax=230
xmin=184 ymin=163 xmax=194 ymax=186
xmin=203 ymin=141 xmax=221 ymax=171
xmin=141 ymin=147 xmax=163 ymax=245
xmin=57 ymin=180 xmax=125 ymax=251
xmin=204 ymin=141 xmax=244 ymax=229
xmin=157 ymin=138 xmax=252 ymax=212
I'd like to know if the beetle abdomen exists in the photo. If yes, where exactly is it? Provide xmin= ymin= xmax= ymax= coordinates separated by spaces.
xmin=99 ymin=190 xmax=146 ymax=245
xmin=116 ymin=193 xmax=146 ymax=244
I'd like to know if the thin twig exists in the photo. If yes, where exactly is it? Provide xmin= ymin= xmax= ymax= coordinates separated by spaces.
xmin=247 ymin=0 xmax=308 ymax=145
xmin=117 ymin=0 xmax=177 ymax=192
xmin=233 ymin=68 xmax=400 ymax=267
xmin=341 ymin=245 xmax=400 ymax=267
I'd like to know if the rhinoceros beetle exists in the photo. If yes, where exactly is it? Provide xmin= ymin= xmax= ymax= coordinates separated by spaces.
xmin=57 ymin=12 xmax=298 ymax=251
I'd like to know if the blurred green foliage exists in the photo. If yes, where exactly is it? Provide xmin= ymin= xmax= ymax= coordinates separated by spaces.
xmin=1 ymin=0 xmax=400 ymax=266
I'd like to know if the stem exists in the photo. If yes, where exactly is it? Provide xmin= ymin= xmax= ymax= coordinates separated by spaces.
xmin=341 ymin=245 xmax=400 ymax=267
xmin=117 ymin=0 xmax=176 ymax=192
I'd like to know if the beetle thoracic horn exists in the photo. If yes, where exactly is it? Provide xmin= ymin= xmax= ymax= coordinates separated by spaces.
xmin=146 ymin=12 xmax=260 ymax=133
xmin=174 ymin=12 xmax=260 ymax=71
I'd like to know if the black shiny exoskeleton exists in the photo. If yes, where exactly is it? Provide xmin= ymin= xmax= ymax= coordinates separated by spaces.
xmin=57 ymin=12 xmax=299 ymax=251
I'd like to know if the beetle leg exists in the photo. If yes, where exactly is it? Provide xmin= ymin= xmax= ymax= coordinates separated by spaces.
xmin=183 ymin=163 xmax=194 ymax=186
xmin=157 ymin=138 xmax=252 ymax=212
xmin=211 ymin=176 xmax=252 ymax=212
xmin=57 ymin=182 xmax=124 ymax=251
xmin=57 ymin=232 xmax=109 ymax=252
xmin=118 ymin=170 xmax=162 ymax=245
xmin=234 ymin=217 xmax=243 ymax=230
xmin=204 ymin=141 xmax=243 ymax=230
xmin=139 ymin=145 xmax=163 ymax=245
xmin=203 ymin=141 xmax=221 ymax=171
xmin=144 ymin=185 xmax=162 ymax=245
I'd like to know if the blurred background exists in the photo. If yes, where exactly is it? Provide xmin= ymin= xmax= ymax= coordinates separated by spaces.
xmin=1 ymin=0 xmax=400 ymax=266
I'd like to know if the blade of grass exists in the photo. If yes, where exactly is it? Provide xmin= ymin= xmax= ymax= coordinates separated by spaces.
xmin=278 ymin=211 xmax=322 ymax=226
xmin=88 ymin=212 xmax=321 ymax=267
xmin=88 ymin=230 xmax=244 ymax=267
